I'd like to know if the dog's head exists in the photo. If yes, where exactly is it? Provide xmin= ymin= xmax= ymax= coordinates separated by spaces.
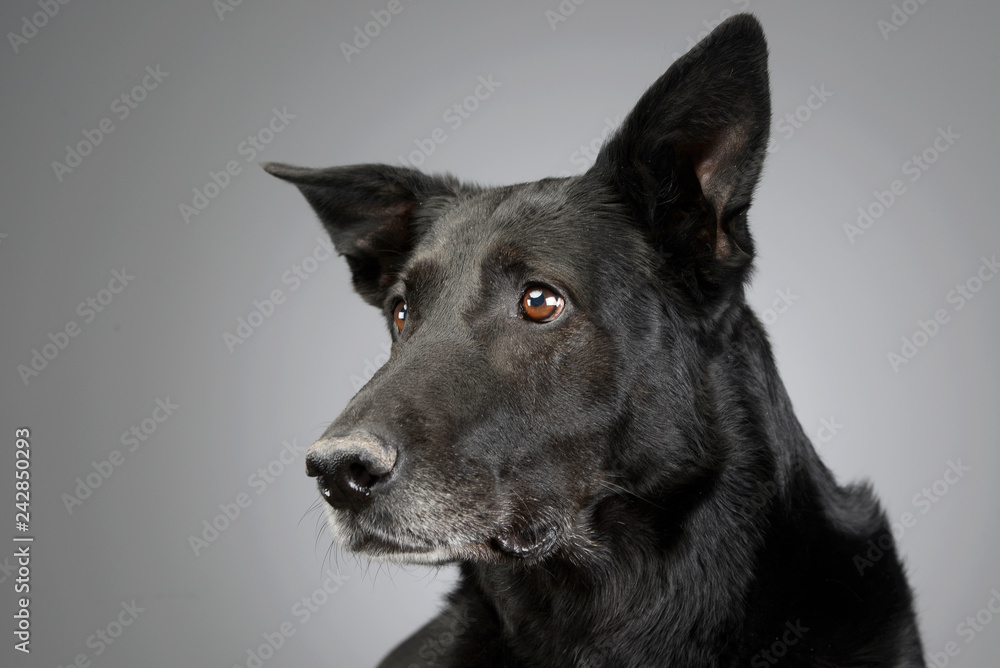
xmin=265 ymin=15 xmax=770 ymax=566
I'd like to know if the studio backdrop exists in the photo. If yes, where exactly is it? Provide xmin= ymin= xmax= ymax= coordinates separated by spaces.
xmin=2 ymin=1 xmax=998 ymax=666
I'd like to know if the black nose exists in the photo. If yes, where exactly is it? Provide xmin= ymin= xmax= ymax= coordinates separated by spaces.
xmin=306 ymin=432 xmax=397 ymax=509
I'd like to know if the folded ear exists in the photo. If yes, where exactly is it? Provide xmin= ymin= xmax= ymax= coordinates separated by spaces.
xmin=262 ymin=162 xmax=463 ymax=306
xmin=590 ymin=14 xmax=770 ymax=305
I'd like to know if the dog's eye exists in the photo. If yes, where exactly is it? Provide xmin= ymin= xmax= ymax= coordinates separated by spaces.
xmin=393 ymin=301 xmax=407 ymax=332
xmin=521 ymin=286 xmax=564 ymax=323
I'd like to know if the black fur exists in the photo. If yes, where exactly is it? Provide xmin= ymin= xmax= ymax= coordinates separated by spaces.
xmin=264 ymin=14 xmax=924 ymax=667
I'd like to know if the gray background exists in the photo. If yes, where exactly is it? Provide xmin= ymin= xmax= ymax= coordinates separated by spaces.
xmin=2 ymin=1 xmax=998 ymax=666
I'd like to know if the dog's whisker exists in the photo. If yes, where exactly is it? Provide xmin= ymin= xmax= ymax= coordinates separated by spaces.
xmin=599 ymin=480 xmax=668 ymax=512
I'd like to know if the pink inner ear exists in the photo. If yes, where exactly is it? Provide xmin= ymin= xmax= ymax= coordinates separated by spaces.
xmin=691 ymin=123 xmax=746 ymax=216
xmin=689 ymin=123 xmax=748 ymax=259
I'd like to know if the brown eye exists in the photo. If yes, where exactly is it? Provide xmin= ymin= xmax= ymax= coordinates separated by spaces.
xmin=521 ymin=286 xmax=564 ymax=322
xmin=393 ymin=301 xmax=407 ymax=332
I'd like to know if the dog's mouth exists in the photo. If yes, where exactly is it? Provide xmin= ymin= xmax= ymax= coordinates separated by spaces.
xmin=337 ymin=524 xmax=464 ymax=565
xmin=492 ymin=524 xmax=560 ymax=559
xmin=353 ymin=531 xmax=434 ymax=556
xmin=330 ymin=510 xmax=562 ymax=565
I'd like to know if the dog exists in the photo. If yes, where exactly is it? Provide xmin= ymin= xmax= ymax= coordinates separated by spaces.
xmin=264 ymin=14 xmax=925 ymax=667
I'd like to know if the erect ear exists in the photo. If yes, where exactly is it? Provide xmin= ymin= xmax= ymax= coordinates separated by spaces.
xmin=590 ymin=14 xmax=770 ymax=304
xmin=262 ymin=162 xmax=463 ymax=306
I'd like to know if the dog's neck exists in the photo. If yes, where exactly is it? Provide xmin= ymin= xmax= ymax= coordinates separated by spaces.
xmin=467 ymin=468 xmax=773 ymax=665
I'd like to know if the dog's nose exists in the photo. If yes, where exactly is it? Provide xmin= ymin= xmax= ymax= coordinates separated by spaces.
xmin=306 ymin=432 xmax=397 ymax=509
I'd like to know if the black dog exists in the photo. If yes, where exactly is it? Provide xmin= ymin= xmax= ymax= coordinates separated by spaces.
xmin=264 ymin=14 xmax=925 ymax=667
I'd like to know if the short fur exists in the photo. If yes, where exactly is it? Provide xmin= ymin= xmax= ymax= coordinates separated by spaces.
xmin=265 ymin=14 xmax=925 ymax=668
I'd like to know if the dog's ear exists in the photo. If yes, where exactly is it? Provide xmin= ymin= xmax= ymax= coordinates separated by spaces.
xmin=262 ymin=162 xmax=461 ymax=306
xmin=590 ymin=14 xmax=770 ymax=304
